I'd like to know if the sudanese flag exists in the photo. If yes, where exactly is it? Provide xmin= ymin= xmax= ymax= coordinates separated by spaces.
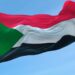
xmin=0 ymin=1 xmax=75 ymax=62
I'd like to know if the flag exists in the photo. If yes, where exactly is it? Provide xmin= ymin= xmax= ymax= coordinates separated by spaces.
xmin=0 ymin=1 xmax=75 ymax=62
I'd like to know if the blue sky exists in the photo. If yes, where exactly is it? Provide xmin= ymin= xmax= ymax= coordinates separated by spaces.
xmin=0 ymin=0 xmax=75 ymax=75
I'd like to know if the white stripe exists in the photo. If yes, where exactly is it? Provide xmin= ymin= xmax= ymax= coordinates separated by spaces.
xmin=13 ymin=18 xmax=75 ymax=47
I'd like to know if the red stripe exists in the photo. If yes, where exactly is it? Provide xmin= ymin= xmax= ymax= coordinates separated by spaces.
xmin=0 ymin=1 xmax=75 ymax=29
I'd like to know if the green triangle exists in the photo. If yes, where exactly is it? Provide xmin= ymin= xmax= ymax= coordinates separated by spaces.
xmin=0 ymin=24 xmax=23 ymax=56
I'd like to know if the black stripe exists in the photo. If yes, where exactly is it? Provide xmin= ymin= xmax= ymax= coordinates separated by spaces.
xmin=0 ymin=35 xmax=75 ymax=62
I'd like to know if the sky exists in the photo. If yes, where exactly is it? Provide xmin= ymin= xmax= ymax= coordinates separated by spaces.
xmin=0 ymin=0 xmax=75 ymax=75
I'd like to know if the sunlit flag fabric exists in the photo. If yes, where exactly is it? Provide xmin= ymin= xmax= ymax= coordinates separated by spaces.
xmin=0 ymin=0 xmax=75 ymax=62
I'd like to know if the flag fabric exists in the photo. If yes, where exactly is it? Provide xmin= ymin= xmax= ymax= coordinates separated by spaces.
xmin=0 ymin=1 xmax=75 ymax=62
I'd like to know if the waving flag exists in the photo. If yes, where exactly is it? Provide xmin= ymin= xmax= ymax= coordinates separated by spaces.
xmin=0 ymin=1 xmax=75 ymax=62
